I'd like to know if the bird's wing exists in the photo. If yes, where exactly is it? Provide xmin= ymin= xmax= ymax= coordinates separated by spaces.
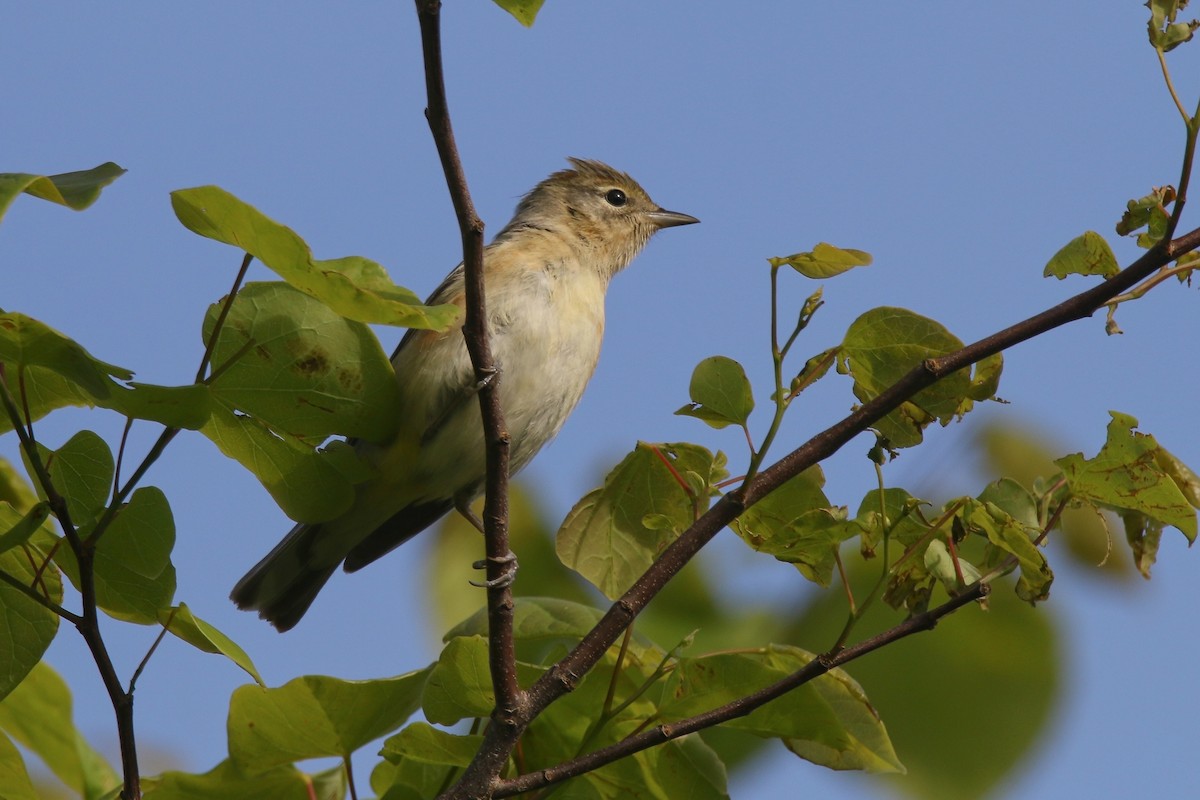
xmin=342 ymin=497 xmax=456 ymax=571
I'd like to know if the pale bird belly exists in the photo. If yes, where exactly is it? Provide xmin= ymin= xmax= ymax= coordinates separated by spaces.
xmin=499 ymin=321 xmax=601 ymax=472
xmin=412 ymin=291 xmax=604 ymax=502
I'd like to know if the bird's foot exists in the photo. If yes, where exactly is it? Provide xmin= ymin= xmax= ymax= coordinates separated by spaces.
xmin=473 ymin=364 xmax=499 ymax=392
xmin=470 ymin=551 xmax=518 ymax=589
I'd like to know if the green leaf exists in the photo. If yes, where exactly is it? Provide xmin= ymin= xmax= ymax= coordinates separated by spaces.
xmin=379 ymin=722 xmax=482 ymax=768
xmin=853 ymin=488 xmax=938 ymax=611
xmin=41 ymin=430 xmax=113 ymax=527
xmin=371 ymin=746 xmax=452 ymax=800
xmin=98 ymin=486 xmax=173 ymax=578
xmin=0 ymin=312 xmax=212 ymax=432
xmin=790 ymin=347 xmax=839 ymax=398
xmin=970 ymin=500 xmax=1053 ymax=602
xmin=839 ymin=307 xmax=976 ymax=448
xmin=557 ymin=442 xmax=724 ymax=599
xmin=171 ymin=186 xmax=459 ymax=330
xmin=199 ymin=406 xmax=367 ymax=523
xmin=769 ymin=243 xmax=873 ymax=279
xmin=1147 ymin=0 xmax=1200 ymax=51
xmin=422 ymin=636 xmax=492 ymax=726
xmin=789 ymin=562 xmax=1059 ymax=798
xmin=967 ymin=352 xmax=1004 ymax=402
xmin=1042 ymin=231 xmax=1119 ymax=280
xmin=0 ymin=733 xmax=37 ymax=800
xmin=228 ymin=671 xmax=429 ymax=772
xmin=977 ymin=422 xmax=1131 ymax=577
xmin=447 ymin=596 xmax=601 ymax=644
xmin=0 ymin=662 xmax=119 ymax=798
xmin=729 ymin=468 xmax=856 ymax=585
xmin=202 ymin=282 xmax=402 ymax=442
xmin=0 ymin=501 xmax=51 ymax=554
xmin=1115 ymin=186 xmax=1175 ymax=248
xmin=1121 ymin=510 xmax=1166 ymax=579
xmin=639 ymin=734 xmax=728 ymax=800
xmin=158 ymin=603 xmax=264 ymax=687
xmin=977 ymin=478 xmax=1040 ymax=531
xmin=0 ymin=456 xmax=38 ymax=510
xmin=44 ymin=486 xmax=177 ymax=624
xmin=659 ymin=644 xmax=904 ymax=774
xmin=675 ymin=356 xmax=754 ymax=429
xmin=447 ymin=596 xmax=666 ymax=669
xmin=0 ymin=163 xmax=125 ymax=222
xmin=492 ymin=0 xmax=546 ymax=26
xmin=1055 ymin=412 xmax=1197 ymax=574
xmin=923 ymin=539 xmax=982 ymax=593
xmin=517 ymin=654 xmax=663 ymax=795
xmin=564 ymin=734 xmax=727 ymax=800
xmin=0 ymin=546 xmax=62 ymax=702
xmin=0 ymin=313 xmax=129 ymax=392
xmin=1154 ymin=443 xmax=1200 ymax=509
xmin=196 ymin=281 xmax=397 ymax=521
xmin=141 ymin=759 xmax=335 ymax=800
xmin=112 ymin=383 xmax=213 ymax=430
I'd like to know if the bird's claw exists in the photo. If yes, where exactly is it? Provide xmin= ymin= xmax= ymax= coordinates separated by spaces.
xmin=474 ymin=365 xmax=499 ymax=392
xmin=469 ymin=551 xmax=518 ymax=589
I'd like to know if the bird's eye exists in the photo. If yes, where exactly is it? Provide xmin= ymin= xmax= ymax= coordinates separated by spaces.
xmin=605 ymin=188 xmax=627 ymax=207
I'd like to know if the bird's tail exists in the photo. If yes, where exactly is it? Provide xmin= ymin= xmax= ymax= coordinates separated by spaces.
xmin=230 ymin=522 xmax=339 ymax=632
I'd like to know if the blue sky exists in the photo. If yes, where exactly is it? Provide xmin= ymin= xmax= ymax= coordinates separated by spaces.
xmin=3 ymin=3 xmax=1199 ymax=798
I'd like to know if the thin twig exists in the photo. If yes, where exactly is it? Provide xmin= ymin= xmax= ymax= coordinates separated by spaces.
xmin=195 ymin=253 xmax=253 ymax=383
xmin=2 ymin=372 xmax=146 ymax=799
xmin=87 ymin=251 xmax=253 ymax=549
xmin=414 ymin=0 xmax=522 ymax=733
xmin=0 ymin=564 xmax=81 ymax=623
xmin=493 ymin=582 xmax=989 ymax=796
xmin=128 ymin=609 xmax=175 ymax=694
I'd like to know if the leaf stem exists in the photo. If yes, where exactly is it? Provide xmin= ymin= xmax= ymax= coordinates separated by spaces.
xmin=744 ymin=266 xmax=789 ymax=482
xmin=128 ymin=610 xmax=174 ymax=694
xmin=1106 ymin=259 xmax=1197 ymax=307
xmin=195 ymin=253 xmax=253 ymax=383
xmin=1156 ymin=46 xmax=1191 ymax=125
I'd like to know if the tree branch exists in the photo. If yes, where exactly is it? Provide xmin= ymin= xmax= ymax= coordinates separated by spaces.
xmin=445 ymin=224 xmax=1200 ymax=797
xmin=0 ymin=564 xmax=81 ymax=624
xmin=414 ymin=0 xmax=522 ymax=741
xmin=0 ymin=369 xmax=142 ymax=797
xmin=494 ymin=582 xmax=989 ymax=796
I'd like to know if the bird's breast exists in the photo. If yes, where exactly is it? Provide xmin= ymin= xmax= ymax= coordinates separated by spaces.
xmin=488 ymin=261 xmax=607 ymax=469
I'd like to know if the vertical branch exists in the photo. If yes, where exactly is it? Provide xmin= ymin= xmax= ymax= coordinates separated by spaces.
xmin=0 ymin=374 xmax=141 ymax=797
xmin=414 ymin=0 xmax=521 ymax=726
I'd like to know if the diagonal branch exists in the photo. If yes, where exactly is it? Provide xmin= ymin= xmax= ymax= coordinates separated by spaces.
xmin=494 ymin=582 xmax=989 ymax=796
xmin=414 ymin=0 xmax=521 ymax=721
xmin=443 ymin=224 xmax=1200 ymax=797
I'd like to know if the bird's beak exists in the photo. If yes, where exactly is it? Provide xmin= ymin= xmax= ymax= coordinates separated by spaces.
xmin=646 ymin=208 xmax=700 ymax=229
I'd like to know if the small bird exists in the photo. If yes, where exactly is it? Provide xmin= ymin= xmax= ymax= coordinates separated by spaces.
xmin=231 ymin=158 xmax=698 ymax=630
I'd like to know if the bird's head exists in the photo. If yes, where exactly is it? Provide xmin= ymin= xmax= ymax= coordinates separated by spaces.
xmin=506 ymin=158 xmax=698 ymax=277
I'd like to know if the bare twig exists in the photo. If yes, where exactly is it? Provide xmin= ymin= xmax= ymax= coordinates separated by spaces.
xmin=0 ymin=564 xmax=81 ymax=623
xmin=414 ymin=0 xmax=522 ymax=737
xmin=0 ymin=366 xmax=141 ymax=796
xmin=494 ymin=582 xmax=989 ymax=796
xmin=195 ymin=253 xmax=254 ymax=383
xmin=89 ymin=250 xmax=253 ymax=550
